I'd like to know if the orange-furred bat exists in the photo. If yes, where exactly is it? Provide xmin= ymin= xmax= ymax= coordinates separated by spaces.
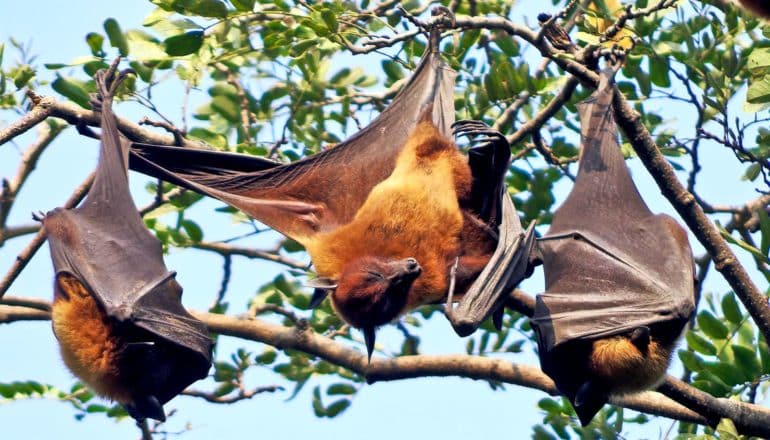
xmin=41 ymin=62 xmax=212 ymax=422
xmin=530 ymin=68 xmax=696 ymax=426
xmin=126 ymin=31 xmax=535 ymax=358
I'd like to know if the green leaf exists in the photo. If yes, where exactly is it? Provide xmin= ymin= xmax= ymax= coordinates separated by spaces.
xmin=230 ymin=0 xmax=255 ymax=12
xmin=721 ymin=293 xmax=742 ymax=324
xmin=321 ymin=10 xmax=338 ymax=33
xmin=325 ymin=399 xmax=351 ymax=417
xmin=732 ymin=344 xmax=760 ymax=381
xmin=164 ymin=30 xmax=204 ymax=56
xmin=697 ymin=310 xmax=729 ymax=340
xmin=12 ymin=65 xmax=34 ymax=89
xmin=679 ymin=350 xmax=705 ymax=372
xmin=104 ymin=18 xmax=129 ymax=56
xmin=716 ymin=418 xmax=741 ymax=440
xmin=85 ymin=33 xmax=105 ymax=57
xmin=686 ymin=331 xmax=717 ymax=356
xmin=650 ymin=57 xmax=671 ymax=87
xmin=178 ymin=0 xmax=228 ymax=18
xmin=52 ymin=76 xmax=91 ymax=108
xmin=181 ymin=219 xmax=203 ymax=242
xmin=211 ymin=95 xmax=240 ymax=123
xmin=327 ymin=383 xmax=356 ymax=395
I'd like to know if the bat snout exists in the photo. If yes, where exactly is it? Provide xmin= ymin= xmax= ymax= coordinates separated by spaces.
xmin=394 ymin=257 xmax=422 ymax=281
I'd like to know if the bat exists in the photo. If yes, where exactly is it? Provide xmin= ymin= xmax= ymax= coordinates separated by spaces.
xmin=41 ymin=61 xmax=212 ymax=422
xmin=126 ymin=31 xmax=535 ymax=358
xmin=734 ymin=0 xmax=770 ymax=18
xmin=530 ymin=68 xmax=696 ymax=425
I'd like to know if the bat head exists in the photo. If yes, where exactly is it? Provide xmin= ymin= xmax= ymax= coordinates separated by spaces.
xmin=331 ymin=256 xmax=422 ymax=330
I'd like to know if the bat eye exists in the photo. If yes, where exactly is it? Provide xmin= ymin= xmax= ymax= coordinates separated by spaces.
xmin=366 ymin=271 xmax=384 ymax=280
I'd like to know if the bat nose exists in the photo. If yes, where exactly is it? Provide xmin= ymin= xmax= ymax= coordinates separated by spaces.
xmin=404 ymin=258 xmax=421 ymax=274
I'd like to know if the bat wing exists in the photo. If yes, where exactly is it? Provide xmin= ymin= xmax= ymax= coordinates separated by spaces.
xmin=531 ymin=68 xmax=695 ymax=355
xmin=129 ymin=37 xmax=456 ymax=244
xmin=43 ymin=68 xmax=212 ymax=388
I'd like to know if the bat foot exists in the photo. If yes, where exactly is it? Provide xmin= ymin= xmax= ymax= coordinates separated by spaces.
xmin=452 ymin=120 xmax=507 ymax=146
xmin=125 ymin=394 xmax=166 ymax=422
xmin=629 ymin=326 xmax=651 ymax=351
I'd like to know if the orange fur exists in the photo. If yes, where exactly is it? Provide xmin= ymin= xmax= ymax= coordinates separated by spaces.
xmin=306 ymin=120 xmax=480 ymax=322
xmin=588 ymin=336 xmax=673 ymax=394
xmin=51 ymin=273 xmax=130 ymax=403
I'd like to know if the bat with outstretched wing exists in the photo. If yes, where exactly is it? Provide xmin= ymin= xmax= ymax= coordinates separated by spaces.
xmin=127 ymin=30 xmax=535 ymax=358
xmin=42 ymin=61 xmax=212 ymax=422
xmin=530 ymin=68 xmax=696 ymax=425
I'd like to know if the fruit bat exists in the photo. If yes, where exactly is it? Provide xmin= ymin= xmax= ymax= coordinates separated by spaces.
xmin=530 ymin=68 xmax=696 ymax=426
xmin=41 ymin=62 xmax=212 ymax=422
xmin=733 ymin=0 xmax=770 ymax=18
xmin=126 ymin=32 xmax=535 ymax=358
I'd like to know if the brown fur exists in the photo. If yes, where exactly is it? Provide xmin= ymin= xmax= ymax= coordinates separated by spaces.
xmin=305 ymin=120 xmax=491 ymax=326
xmin=588 ymin=335 xmax=674 ymax=394
xmin=51 ymin=273 xmax=130 ymax=403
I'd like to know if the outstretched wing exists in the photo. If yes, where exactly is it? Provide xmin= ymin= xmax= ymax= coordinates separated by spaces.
xmin=129 ymin=37 xmax=456 ymax=244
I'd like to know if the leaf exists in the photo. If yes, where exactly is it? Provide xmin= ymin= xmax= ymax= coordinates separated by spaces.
xmin=52 ymin=76 xmax=91 ymax=108
xmin=211 ymin=94 xmax=240 ymax=122
xmin=321 ymin=10 xmax=338 ymax=33
xmin=178 ymin=0 xmax=228 ymax=18
xmin=181 ymin=219 xmax=203 ymax=242
xmin=716 ymin=418 xmax=741 ymax=440
xmin=103 ymin=18 xmax=129 ymax=56
xmin=85 ymin=32 xmax=105 ymax=57
xmin=679 ymin=350 xmax=705 ymax=372
xmin=324 ymin=399 xmax=351 ymax=417
xmin=12 ymin=65 xmax=34 ymax=89
xmin=732 ymin=344 xmax=760 ymax=381
xmin=164 ymin=30 xmax=204 ymax=56
xmin=697 ymin=310 xmax=729 ymax=340
xmin=686 ymin=331 xmax=717 ymax=356
xmin=230 ymin=0 xmax=255 ymax=12
xmin=721 ymin=293 xmax=742 ymax=324
xmin=326 ymin=383 xmax=356 ymax=395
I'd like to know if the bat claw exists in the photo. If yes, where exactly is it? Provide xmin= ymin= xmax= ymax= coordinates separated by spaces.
xmin=31 ymin=211 xmax=46 ymax=222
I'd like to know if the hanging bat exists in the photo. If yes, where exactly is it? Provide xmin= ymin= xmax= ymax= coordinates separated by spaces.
xmin=126 ymin=31 xmax=535 ymax=358
xmin=733 ymin=0 xmax=770 ymax=18
xmin=41 ymin=61 xmax=212 ymax=422
xmin=530 ymin=68 xmax=696 ymax=426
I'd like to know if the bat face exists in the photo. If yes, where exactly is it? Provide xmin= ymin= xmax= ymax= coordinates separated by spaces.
xmin=331 ymin=256 xmax=422 ymax=329
xmin=43 ymin=64 xmax=212 ymax=422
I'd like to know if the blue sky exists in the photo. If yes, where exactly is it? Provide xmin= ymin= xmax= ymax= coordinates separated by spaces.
xmin=0 ymin=1 xmax=764 ymax=439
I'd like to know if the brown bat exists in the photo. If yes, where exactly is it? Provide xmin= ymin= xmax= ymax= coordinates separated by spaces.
xmin=734 ymin=0 xmax=770 ymax=18
xmin=41 ymin=61 xmax=212 ymax=422
xmin=126 ymin=32 xmax=535 ymax=358
xmin=530 ymin=68 xmax=696 ymax=425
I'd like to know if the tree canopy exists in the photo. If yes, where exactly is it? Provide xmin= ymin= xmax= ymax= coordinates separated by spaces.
xmin=1 ymin=0 xmax=769 ymax=438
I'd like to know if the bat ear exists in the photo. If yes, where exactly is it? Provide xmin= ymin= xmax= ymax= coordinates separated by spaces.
xmin=305 ymin=277 xmax=337 ymax=290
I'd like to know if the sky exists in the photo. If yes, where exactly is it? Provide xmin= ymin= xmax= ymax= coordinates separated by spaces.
xmin=0 ymin=1 xmax=765 ymax=439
